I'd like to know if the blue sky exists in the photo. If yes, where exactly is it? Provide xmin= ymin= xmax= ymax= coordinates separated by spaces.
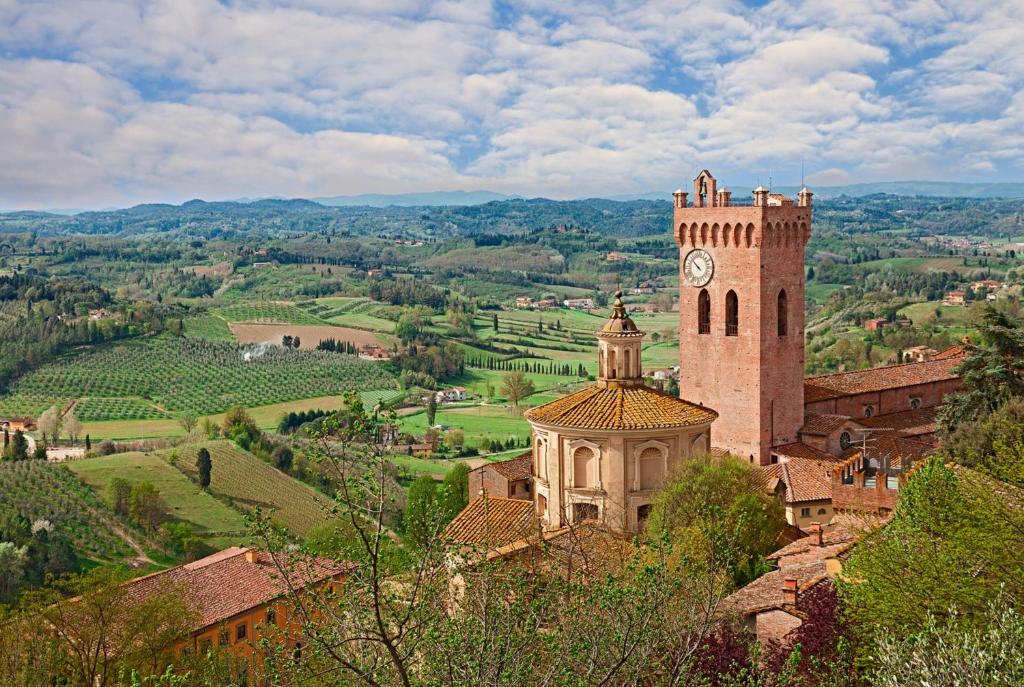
xmin=1 ymin=0 xmax=1022 ymax=209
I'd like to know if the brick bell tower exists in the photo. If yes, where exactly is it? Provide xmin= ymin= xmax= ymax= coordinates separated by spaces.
xmin=673 ymin=170 xmax=812 ymax=465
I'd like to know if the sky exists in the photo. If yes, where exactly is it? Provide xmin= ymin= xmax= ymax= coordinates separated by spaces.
xmin=1 ymin=0 xmax=1023 ymax=209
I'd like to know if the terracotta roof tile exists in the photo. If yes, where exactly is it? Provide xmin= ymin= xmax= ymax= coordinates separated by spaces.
xmin=840 ymin=435 xmax=936 ymax=465
xmin=857 ymin=407 xmax=937 ymax=437
xmin=767 ymin=526 xmax=859 ymax=566
xmin=121 ymin=548 xmax=349 ymax=633
xmin=772 ymin=442 xmax=842 ymax=463
xmin=800 ymin=413 xmax=854 ymax=437
xmin=803 ymin=353 xmax=964 ymax=402
xmin=489 ymin=453 xmax=532 ymax=481
xmin=761 ymin=456 xmax=835 ymax=504
xmin=444 ymin=496 xmax=536 ymax=549
xmin=933 ymin=344 xmax=967 ymax=360
xmin=525 ymin=383 xmax=717 ymax=430
xmin=720 ymin=561 xmax=831 ymax=617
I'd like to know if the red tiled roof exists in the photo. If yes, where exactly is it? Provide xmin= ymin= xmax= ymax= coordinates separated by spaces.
xmin=121 ymin=548 xmax=349 ymax=633
xmin=767 ymin=526 xmax=859 ymax=566
xmin=933 ymin=344 xmax=967 ymax=360
xmin=857 ymin=407 xmax=937 ymax=437
xmin=761 ymin=457 xmax=835 ymax=504
xmin=720 ymin=561 xmax=831 ymax=617
xmin=443 ymin=496 xmax=536 ymax=549
xmin=524 ymin=383 xmax=717 ymax=430
xmin=800 ymin=413 xmax=854 ymax=437
xmin=803 ymin=352 xmax=964 ymax=402
xmin=840 ymin=435 xmax=936 ymax=465
xmin=489 ymin=453 xmax=532 ymax=481
xmin=772 ymin=441 xmax=842 ymax=462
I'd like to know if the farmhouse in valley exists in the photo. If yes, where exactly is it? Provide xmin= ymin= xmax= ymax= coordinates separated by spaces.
xmin=125 ymin=547 xmax=349 ymax=660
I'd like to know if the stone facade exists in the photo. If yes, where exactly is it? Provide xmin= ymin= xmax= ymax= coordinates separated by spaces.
xmin=673 ymin=171 xmax=811 ymax=465
xmin=530 ymin=424 xmax=712 ymax=533
xmin=525 ymin=293 xmax=716 ymax=534
xmin=468 ymin=454 xmax=532 ymax=500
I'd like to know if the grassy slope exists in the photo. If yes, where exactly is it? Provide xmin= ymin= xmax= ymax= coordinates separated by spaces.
xmin=79 ymin=391 xmax=405 ymax=441
xmin=67 ymin=451 xmax=249 ymax=549
xmin=0 ymin=460 xmax=133 ymax=562
xmin=170 ymin=441 xmax=335 ymax=537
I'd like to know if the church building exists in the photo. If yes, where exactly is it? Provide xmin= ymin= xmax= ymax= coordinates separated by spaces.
xmin=447 ymin=170 xmax=965 ymax=545
xmin=523 ymin=292 xmax=717 ymax=533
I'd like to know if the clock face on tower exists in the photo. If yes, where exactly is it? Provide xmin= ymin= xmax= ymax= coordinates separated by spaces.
xmin=683 ymin=249 xmax=714 ymax=287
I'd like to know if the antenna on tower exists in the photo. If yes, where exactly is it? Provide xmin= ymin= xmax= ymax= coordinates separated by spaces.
xmin=801 ymin=158 xmax=805 ymax=188
xmin=768 ymin=169 xmax=773 ymax=193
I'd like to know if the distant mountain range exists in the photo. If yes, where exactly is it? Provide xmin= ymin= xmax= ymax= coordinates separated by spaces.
xmin=311 ymin=181 xmax=1024 ymax=208
xmin=312 ymin=190 xmax=520 ymax=207
xmin=5 ymin=180 xmax=1024 ymax=216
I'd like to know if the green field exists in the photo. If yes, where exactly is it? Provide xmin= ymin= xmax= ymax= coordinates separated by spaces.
xmin=398 ymin=405 xmax=531 ymax=448
xmin=0 ymin=460 xmax=133 ymax=561
xmin=899 ymin=301 xmax=980 ymax=327
xmin=215 ymin=301 xmax=329 ymax=325
xmin=182 ymin=314 xmax=234 ymax=341
xmin=170 ymin=441 xmax=335 ymax=536
xmin=0 ymin=335 xmax=397 ymax=420
xmin=68 ymin=450 xmax=250 ymax=550
xmin=806 ymin=283 xmax=846 ymax=304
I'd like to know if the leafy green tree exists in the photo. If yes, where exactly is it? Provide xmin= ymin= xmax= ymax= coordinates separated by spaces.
xmin=440 ymin=462 xmax=470 ymax=522
xmin=941 ymin=397 xmax=1024 ymax=487
xmin=0 ymin=542 xmax=27 ymax=603
xmin=127 ymin=481 xmax=169 ymax=531
xmin=403 ymin=475 xmax=439 ymax=550
xmin=646 ymin=453 xmax=786 ymax=585
xmin=501 ymin=370 xmax=535 ymax=411
xmin=196 ymin=447 xmax=212 ymax=488
xmin=107 ymin=477 xmax=132 ymax=516
xmin=395 ymin=310 xmax=423 ymax=345
xmin=940 ymin=306 xmax=1024 ymax=431
xmin=426 ymin=393 xmax=437 ymax=427
xmin=1 ymin=430 xmax=28 ymax=461
xmin=272 ymin=445 xmax=294 ymax=472
xmin=839 ymin=459 xmax=1024 ymax=657
xmin=873 ymin=600 xmax=1024 ymax=687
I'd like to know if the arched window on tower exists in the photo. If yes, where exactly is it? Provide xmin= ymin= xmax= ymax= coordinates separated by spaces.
xmin=725 ymin=290 xmax=738 ymax=336
xmin=698 ymin=289 xmax=711 ymax=334
xmin=777 ymin=289 xmax=788 ymax=336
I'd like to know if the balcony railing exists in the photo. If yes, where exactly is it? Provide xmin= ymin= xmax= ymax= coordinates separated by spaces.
xmin=726 ymin=323 xmax=738 ymax=336
xmin=698 ymin=322 xmax=711 ymax=334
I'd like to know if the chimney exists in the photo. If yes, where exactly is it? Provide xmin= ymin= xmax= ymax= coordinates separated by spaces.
xmin=245 ymin=549 xmax=259 ymax=564
xmin=809 ymin=522 xmax=823 ymax=546
xmin=673 ymin=189 xmax=688 ymax=209
xmin=782 ymin=578 xmax=798 ymax=606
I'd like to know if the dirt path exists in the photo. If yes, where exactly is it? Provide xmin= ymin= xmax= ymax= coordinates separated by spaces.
xmin=88 ymin=505 xmax=155 ymax=566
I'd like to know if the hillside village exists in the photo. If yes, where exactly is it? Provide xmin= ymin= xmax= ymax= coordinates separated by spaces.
xmin=2 ymin=173 xmax=1024 ymax=686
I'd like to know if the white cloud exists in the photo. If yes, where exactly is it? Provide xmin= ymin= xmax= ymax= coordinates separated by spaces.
xmin=0 ymin=0 xmax=1023 ymax=207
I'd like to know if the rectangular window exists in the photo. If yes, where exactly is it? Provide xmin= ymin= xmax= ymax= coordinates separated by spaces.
xmin=218 ymin=628 xmax=230 ymax=646
xmin=800 ymin=507 xmax=811 ymax=518
xmin=266 ymin=607 xmax=277 ymax=626
xmin=200 ymin=637 xmax=213 ymax=653
xmin=236 ymin=622 xmax=247 ymax=641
